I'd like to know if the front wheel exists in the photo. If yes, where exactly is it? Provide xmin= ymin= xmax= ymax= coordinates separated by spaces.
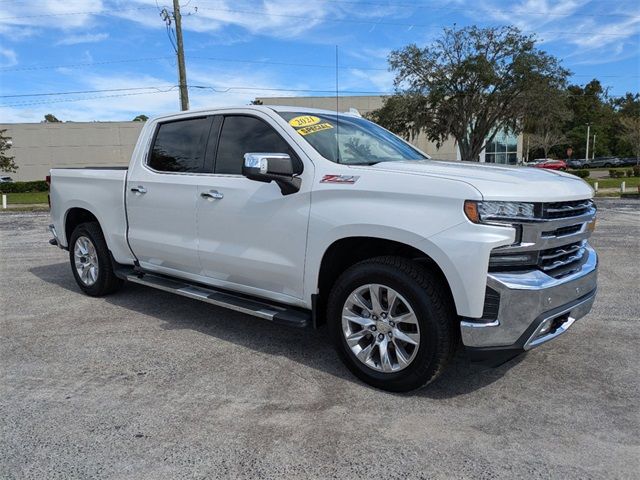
xmin=327 ymin=256 xmax=457 ymax=392
xmin=69 ymin=222 xmax=123 ymax=296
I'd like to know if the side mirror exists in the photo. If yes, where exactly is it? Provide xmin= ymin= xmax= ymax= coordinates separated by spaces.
xmin=242 ymin=153 xmax=301 ymax=195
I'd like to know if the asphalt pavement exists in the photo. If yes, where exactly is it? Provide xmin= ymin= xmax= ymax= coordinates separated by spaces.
xmin=1 ymin=199 xmax=638 ymax=479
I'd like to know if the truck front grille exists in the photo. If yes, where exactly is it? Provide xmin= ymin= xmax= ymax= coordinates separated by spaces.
xmin=488 ymin=199 xmax=595 ymax=279
xmin=542 ymin=200 xmax=593 ymax=219
xmin=538 ymin=241 xmax=586 ymax=278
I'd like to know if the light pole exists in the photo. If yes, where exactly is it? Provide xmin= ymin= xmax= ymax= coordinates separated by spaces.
xmin=592 ymin=133 xmax=596 ymax=160
xmin=585 ymin=123 xmax=591 ymax=162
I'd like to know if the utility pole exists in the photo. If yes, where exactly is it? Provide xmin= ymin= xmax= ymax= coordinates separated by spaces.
xmin=592 ymin=133 xmax=596 ymax=160
xmin=161 ymin=2 xmax=190 ymax=110
xmin=173 ymin=0 xmax=189 ymax=111
xmin=585 ymin=123 xmax=591 ymax=162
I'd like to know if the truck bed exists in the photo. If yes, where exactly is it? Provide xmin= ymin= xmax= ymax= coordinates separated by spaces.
xmin=49 ymin=167 xmax=134 ymax=264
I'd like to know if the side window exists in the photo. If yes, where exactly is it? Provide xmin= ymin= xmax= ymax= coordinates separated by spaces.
xmin=148 ymin=117 xmax=211 ymax=173
xmin=215 ymin=116 xmax=297 ymax=175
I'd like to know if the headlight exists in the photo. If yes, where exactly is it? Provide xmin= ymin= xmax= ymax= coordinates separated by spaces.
xmin=464 ymin=200 xmax=536 ymax=224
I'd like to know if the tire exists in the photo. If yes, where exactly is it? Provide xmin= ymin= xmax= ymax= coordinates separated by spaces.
xmin=583 ymin=163 xmax=590 ymax=169
xmin=327 ymin=256 xmax=457 ymax=392
xmin=69 ymin=221 xmax=123 ymax=296
xmin=604 ymin=163 xmax=612 ymax=168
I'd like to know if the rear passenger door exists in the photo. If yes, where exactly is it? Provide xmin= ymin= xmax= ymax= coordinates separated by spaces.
xmin=126 ymin=115 xmax=217 ymax=276
xmin=195 ymin=113 xmax=312 ymax=301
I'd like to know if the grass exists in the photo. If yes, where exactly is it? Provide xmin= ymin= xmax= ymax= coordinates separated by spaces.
xmin=3 ymin=191 xmax=48 ymax=204
xmin=586 ymin=177 xmax=640 ymax=189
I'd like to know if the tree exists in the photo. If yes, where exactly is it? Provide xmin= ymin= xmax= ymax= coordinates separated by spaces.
xmin=523 ymin=82 xmax=572 ymax=160
xmin=528 ymin=131 xmax=567 ymax=160
xmin=0 ymin=129 xmax=17 ymax=173
xmin=620 ymin=116 xmax=640 ymax=165
xmin=132 ymin=114 xmax=149 ymax=122
xmin=371 ymin=26 xmax=569 ymax=161
xmin=44 ymin=113 xmax=61 ymax=123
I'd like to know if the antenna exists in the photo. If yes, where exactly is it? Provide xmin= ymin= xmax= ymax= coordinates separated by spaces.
xmin=335 ymin=45 xmax=340 ymax=163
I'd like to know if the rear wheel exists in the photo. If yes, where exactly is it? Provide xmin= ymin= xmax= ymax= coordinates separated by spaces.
xmin=604 ymin=163 xmax=612 ymax=168
xmin=327 ymin=256 xmax=456 ymax=392
xmin=69 ymin=222 xmax=123 ymax=296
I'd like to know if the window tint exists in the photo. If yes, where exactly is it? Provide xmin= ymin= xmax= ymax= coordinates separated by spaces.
xmin=149 ymin=117 xmax=211 ymax=173
xmin=215 ymin=116 xmax=296 ymax=174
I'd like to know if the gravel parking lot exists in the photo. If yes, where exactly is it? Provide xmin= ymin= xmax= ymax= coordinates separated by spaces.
xmin=1 ymin=199 xmax=638 ymax=479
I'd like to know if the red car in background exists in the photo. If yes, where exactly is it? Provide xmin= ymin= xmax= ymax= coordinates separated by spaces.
xmin=528 ymin=159 xmax=567 ymax=171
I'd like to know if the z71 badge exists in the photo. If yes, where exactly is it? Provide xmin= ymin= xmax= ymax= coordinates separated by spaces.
xmin=320 ymin=175 xmax=360 ymax=184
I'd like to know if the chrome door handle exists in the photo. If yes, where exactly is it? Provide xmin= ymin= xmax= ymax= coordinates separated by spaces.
xmin=201 ymin=190 xmax=224 ymax=200
xmin=131 ymin=186 xmax=147 ymax=194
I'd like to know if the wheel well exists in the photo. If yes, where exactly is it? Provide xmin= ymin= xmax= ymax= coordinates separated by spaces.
xmin=65 ymin=208 xmax=99 ymax=243
xmin=314 ymin=237 xmax=455 ymax=327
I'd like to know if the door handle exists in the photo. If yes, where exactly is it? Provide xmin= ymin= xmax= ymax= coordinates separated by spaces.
xmin=131 ymin=186 xmax=147 ymax=194
xmin=201 ymin=190 xmax=224 ymax=200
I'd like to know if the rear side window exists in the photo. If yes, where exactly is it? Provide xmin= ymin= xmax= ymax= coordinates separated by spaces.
xmin=215 ymin=116 xmax=297 ymax=175
xmin=149 ymin=117 xmax=211 ymax=173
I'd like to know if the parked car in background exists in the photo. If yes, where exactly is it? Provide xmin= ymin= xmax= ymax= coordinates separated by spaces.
xmin=529 ymin=159 xmax=567 ymax=171
xmin=567 ymin=158 xmax=587 ymax=169
xmin=581 ymin=157 xmax=620 ymax=169
xmin=0 ymin=176 xmax=14 ymax=183
xmin=615 ymin=157 xmax=639 ymax=167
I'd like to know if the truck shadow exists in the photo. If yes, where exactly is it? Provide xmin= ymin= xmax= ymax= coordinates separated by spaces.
xmin=30 ymin=262 xmax=524 ymax=399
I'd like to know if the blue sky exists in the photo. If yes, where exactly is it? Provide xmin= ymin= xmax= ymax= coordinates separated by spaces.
xmin=1 ymin=0 xmax=639 ymax=122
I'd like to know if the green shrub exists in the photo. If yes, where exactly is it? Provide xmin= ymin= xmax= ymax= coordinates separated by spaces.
xmin=0 ymin=180 xmax=48 ymax=193
xmin=626 ymin=169 xmax=634 ymax=178
xmin=608 ymin=169 xmax=618 ymax=178
xmin=634 ymin=165 xmax=640 ymax=177
xmin=571 ymin=169 xmax=590 ymax=178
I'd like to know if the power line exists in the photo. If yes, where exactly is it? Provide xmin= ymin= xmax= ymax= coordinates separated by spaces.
xmin=3 ymin=83 xmax=632 ymax=108
xmin=1 ymin=6 xmax=638 ymax=36
xmin=5 ymin=0 xmax=634 ymax=20
xmin=0 ymin=86 xmax=178 ymax=98
xmin=2 ymin=54 xmax=639 ymax=79
xmin=0 ymin=89 xmax=179 ymax=108
xmin=193 ymin=7 xmax=639 ymax=37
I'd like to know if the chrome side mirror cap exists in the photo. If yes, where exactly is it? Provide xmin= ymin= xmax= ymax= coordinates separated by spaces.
xmin=242 ymin=153 xmax=301 ymax=195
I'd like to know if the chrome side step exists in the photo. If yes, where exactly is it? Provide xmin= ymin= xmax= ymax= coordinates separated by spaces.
xmin=124 ymin=272 xmax=310 ymax=328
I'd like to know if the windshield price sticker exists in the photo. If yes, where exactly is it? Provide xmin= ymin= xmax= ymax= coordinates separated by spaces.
xmin=289 ymin=115 xmax=321 ymax=128
xmin=297 ymin=122 xmax=334 ymax=136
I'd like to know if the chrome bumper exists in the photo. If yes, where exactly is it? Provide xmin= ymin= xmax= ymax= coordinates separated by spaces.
xmin=461 ymin=245 xmax=598 ymax=351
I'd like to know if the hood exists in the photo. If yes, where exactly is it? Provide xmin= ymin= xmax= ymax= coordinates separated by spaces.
xmin=365 ymin=160 xmax=594 ymax=202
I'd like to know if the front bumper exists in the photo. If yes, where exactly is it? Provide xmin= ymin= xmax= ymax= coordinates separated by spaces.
xmin=461 ymin=245 xmax=597 ymax=362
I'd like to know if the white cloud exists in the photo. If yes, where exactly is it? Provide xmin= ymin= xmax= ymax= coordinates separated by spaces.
xmin=0 ymin=0 xmax=105 ymax=34
xmin=456 ymin=0 xmax=640 ymax=65
xmin=0 ymin=47 xmax=17 ymax=67
xmin=56 ymin=32 xmax=109 ymax=46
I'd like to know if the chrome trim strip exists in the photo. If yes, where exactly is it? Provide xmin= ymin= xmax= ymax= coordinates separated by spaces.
xmin=460 ymin=319 xmax=500 ymax=328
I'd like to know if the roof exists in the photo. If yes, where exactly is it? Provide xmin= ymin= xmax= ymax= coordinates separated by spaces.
xmin=150 ymin=105 xmax=359 ymax=123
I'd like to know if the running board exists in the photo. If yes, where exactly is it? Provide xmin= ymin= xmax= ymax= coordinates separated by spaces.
xmin=124 ymin=272 xmax=310 ymax=328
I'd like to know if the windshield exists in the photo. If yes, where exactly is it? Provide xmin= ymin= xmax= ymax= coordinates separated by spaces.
xmin=279 ymin=112 xmax=428 ymax=165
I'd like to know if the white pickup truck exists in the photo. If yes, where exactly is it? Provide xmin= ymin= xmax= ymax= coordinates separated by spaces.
xmin=49 ymin=106 xmax=598 ymax=391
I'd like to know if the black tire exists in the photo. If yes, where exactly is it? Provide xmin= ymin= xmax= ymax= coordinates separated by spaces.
xmin=604 ymin=163 xmax=612 ymax=168
xmin=327 ymin=256 xmax=457 ymax=392
xmin=583 ymin=163 xmax=590 ymax=169
xmin=69 ymin=221 xmax=123 ymax=296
